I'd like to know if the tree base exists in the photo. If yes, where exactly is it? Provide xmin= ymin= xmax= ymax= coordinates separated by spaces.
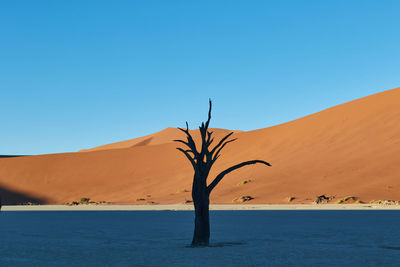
xmin=191 ymin=240 xmax=210 ymax=247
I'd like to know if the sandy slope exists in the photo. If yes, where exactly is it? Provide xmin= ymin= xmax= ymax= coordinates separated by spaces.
xmin=1 ymin=87 xmax=400 ymax=205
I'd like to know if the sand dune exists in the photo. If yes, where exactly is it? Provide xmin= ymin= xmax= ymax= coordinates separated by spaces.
xmin=1 ymin=87 xmax=400 ymax=205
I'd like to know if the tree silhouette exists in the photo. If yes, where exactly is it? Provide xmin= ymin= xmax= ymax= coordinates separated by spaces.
xmin=174 ymin=100 xmax=271 ymax=247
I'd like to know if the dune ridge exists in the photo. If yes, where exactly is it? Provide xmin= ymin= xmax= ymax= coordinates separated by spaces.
xmin=1 ymin=87 xmax=400 ymax=205
xmin=79 ymin=128 xmax=242 ymax=152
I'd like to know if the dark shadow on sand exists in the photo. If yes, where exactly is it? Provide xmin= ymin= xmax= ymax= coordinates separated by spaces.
xmin=132 ymin=137 xmax=153 ymax=147
xmin=0 ymin=183 xmax=48 ymax=205
xmin=0 ymin=155 xmax=28 ymax=158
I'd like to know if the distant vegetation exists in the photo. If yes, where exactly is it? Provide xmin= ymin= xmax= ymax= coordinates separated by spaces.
xmin=80 ymin=197 xmax=91 ymax=204
xmin=287 ymin=196 xmax=295 ymax=202
xmin=65 ymin=198 xmax=106 ymax=206
xmin=176 ymin=189 xmax=189 ymax=193
xmin=237 ymin=179 xmax=251 ymax=186
xmin=232 ymin=195 xmax=254 ymax=203
xmin=337 ymin=196 xmax=357 ymax=204
xmin=370 ymin=200 xmax=399 ymax=205
xmin=314 ymin=195 xmax=334 ymax=204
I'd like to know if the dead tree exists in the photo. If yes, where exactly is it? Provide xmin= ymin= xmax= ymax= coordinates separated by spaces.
xmin=174 ymin=100 xmax=271 ymax=247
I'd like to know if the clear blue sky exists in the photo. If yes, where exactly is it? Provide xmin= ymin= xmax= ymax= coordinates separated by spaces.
xmin=1 ymin=0 xmax=399 ymax=155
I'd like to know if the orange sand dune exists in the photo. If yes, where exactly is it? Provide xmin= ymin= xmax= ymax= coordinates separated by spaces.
xmin=1 ymin=87 xmax=400 ymax=205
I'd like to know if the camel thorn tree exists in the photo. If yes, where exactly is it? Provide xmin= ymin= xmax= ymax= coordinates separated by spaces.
xmin=174 ymin=99 xmax=271 ymax=247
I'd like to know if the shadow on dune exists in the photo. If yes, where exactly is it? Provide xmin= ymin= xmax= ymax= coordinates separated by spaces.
xmin=0 ymin=155 xmax=28 ymax=158
xmin=132 ymin=137 xmax=153 ymax=147
xmin=0 ymin=184 xmax=48 ymax=205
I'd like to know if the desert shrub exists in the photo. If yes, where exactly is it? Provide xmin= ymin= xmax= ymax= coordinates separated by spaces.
xmin=80 ymin=197 xmax=90 ymax=204
xmin=237 ymin=180 xmax=251 ymax=186
xmin=287 ymin=196 xmax=295 ymax=202
xmin=176 ymin=189 xmax=189 ymax=193
xmin=233 ymin=195 xmax=254 ymax=202
xmin=314 ymin=194 xmax=334 ymax=204
xmin=337 ymin=196 xmax=357 ymax=204
xmin=240 ymin=196 xmax=254 ymax=202
xmin=375 ymin=200 xmax=399 ymax=205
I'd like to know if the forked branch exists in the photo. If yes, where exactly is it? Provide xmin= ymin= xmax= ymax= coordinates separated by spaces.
xmin=210 ymin=132 xmax=234 ymax=156
xmin=199 ymin=100 xmax=212 ymax=156
xmin=176 ymin=121 xmax=199 ymax=158
xmin=206 ymin=131 xmax=213 ymax=147
xmin=212 ymin=138 xmax=237 ymax=162
xmin=176 ymin=147 xmax=198 ymax=171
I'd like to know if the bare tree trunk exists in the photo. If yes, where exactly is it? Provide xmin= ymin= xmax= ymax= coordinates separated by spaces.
xmin=192 ymin=195 xmax=210 ymax=246
xmin=191 ymin=175 xmax=210 ymax=246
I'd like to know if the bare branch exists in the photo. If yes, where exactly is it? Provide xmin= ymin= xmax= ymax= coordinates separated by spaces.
xmin=211 ymin=132 xmax=234 ymax=155
xmin=197 ymin=100 xmax=213 ymax=159
xmin=173 ymin=139 xmax=191 ymax=149
xmin=207 ymin=131 xmax=212 ymax=140
xmin=177 ymin=127 xmax=187 ymax=135
xmin=176 ymin=147 xmax=198 ymax=171
xmin=177 ymin=123 xmax=199 ymax=158
xmin=178 ymin=121 xmax=191 ymax=135
xmin=173 ymin=141 xmax=195 ymax=155
xmin=207 ymin=160 xmax=271 ymax=194
xmin=207 ymin=138 xmax=214 ymax=147
xmin=206 ymin=131 xmax=214 ymax=146
xmin=212 ymin=138 xmax=237 ymax=162
xmin=204 ymin=99 xmax=212 ymax=130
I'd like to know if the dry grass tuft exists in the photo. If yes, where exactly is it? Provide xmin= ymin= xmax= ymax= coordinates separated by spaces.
xmin=237 ymin=180 xmax=251 ymax=186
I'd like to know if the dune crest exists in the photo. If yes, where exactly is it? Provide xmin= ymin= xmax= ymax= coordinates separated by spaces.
xmin=79 ymin=127 xmax=241 ymax=152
